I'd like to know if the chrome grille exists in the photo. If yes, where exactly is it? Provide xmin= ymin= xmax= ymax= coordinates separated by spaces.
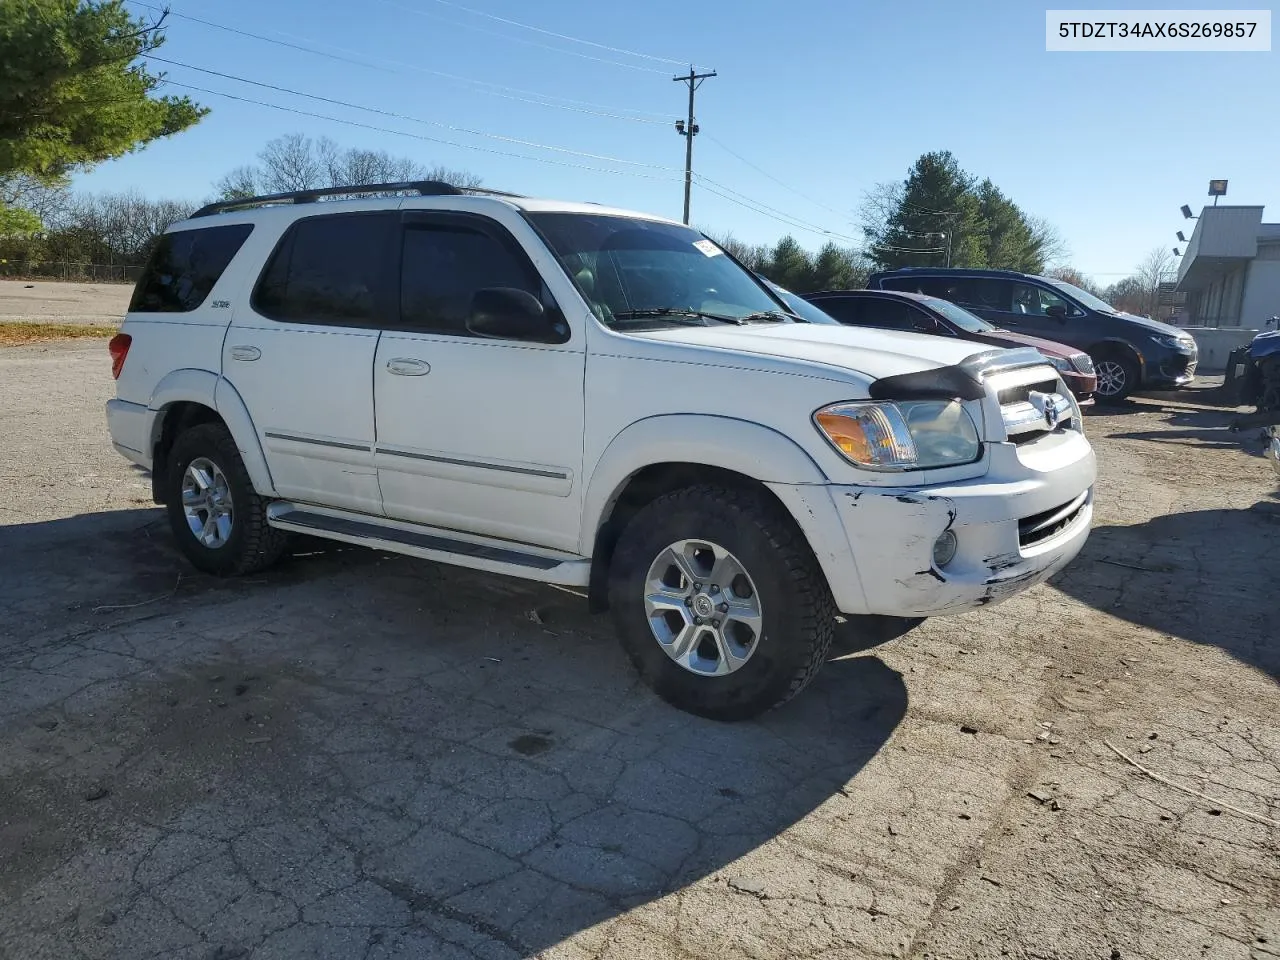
xmin=1001 ymin=390 xmax=1073 ymax=441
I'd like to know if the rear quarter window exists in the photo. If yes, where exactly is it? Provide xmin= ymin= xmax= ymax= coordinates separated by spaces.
xmin=128 ymin=223 xmax=254 ymax=313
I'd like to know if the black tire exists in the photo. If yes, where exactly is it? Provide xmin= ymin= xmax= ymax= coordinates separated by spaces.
xmin=165 ymin=423 xmax=289 ymax=576
xmin=607 ymin=484 xmax=835 ymax=721
xmin=1093 ymin=351 xmax=1139 ymax=403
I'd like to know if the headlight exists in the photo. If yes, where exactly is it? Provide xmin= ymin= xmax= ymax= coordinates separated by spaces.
xmin=1042 ymin=354 xmax=1072 ymax=374
xmin=1152 ymin=334 xmax=1195 ymax=352
xmin=814 ymin=400 xmax=981 ymax=471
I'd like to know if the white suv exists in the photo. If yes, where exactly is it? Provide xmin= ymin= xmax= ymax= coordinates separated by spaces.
xmin=106 ymin=181 xmax=1096 ymax=720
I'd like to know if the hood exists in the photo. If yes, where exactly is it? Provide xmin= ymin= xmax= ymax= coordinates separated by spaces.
xmin=967 ymin=327 xmax=1081 ymax=358
xmin=1100 ymin=310 xmax=1186 ymax=337
xmin=629 ymin=322 xmax=1001 ymax=380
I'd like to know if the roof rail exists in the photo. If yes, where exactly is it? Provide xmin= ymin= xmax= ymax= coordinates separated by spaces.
xmin=189 ymin=181 xmax=524 ymax=218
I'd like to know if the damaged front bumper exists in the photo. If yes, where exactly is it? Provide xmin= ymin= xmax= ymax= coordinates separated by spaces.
xmin=775 ymin=435 xmax=1097 ymax=619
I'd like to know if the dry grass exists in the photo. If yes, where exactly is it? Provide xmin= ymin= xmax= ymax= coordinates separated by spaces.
xmin=0 ymin=322 xmax=118 ymax=346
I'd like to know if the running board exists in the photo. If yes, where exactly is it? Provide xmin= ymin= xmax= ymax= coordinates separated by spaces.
xmin=267 ymin=503 xmax=591 ymax=586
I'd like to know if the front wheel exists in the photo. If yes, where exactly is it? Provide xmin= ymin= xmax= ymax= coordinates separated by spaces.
xmin=607 ymin=485 xmax=835 ymax=721
xmin=1093 ymin=353 xmax=1139 ymax=402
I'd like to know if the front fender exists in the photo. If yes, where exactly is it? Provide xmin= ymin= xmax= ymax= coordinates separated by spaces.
xmin=580 ymin=414 xmax=830 ymax=552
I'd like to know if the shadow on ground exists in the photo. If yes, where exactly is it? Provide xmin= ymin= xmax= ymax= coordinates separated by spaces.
xmin=1 ymin=508 xmax=908 ymax=959
xmin=1054 ymin=506 xmax=1278 ymax=680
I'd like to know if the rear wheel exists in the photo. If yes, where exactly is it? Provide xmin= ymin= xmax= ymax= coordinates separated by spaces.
xmin=1093 ymin=352 xmax=1139 ymax=402
xmin=607 ymin=484 xmax=835 ymax=721
xmin=165 ymin=423 xmax=289 ymax=576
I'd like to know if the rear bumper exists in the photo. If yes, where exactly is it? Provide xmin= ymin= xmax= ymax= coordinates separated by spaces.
xmin=769 ymin=434 xmax=1097 ymax=618
xmin=106 ymin=399 xmax=153 ymax=470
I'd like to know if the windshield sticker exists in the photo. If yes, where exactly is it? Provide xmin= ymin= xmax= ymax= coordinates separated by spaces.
xmin=692 ymin=239 xmax=722 ymax=257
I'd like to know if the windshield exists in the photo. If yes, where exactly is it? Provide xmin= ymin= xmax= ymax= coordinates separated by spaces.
xmin=762 ymin=279 xmax=838 ymax=324
xmin=1044 ymin=277 xmax=1115 ymax=313
xmin=527 ymin=212 xmax=788 ymax=326
xmin=919 ymin=296 xmax=996 ymax=333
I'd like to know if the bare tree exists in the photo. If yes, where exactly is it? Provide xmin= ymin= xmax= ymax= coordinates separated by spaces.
xmin=213 ymin=134 xmax=483 ymax=200
xmin=1028 ymin=215 xmax=1069 ymax=267
xmin=1134 ymin=246 xmax=1177 ymax=318
xmin=1045 ymin=265 xmax=1100 ymax=295
xmin=0 ymin=173 xmax=73 ymax=226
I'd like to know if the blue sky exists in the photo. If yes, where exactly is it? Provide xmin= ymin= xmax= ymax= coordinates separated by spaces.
xmin=78 ymin=0 xmax=1277 ymax=280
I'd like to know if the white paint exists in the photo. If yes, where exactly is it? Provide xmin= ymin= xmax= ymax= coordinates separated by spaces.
xmin=108 ymin=193 xmax=1097 ymax=619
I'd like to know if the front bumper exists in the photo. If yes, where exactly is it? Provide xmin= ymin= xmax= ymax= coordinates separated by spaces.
xmin=1144 ymin=349 xmax=1198 ymax=387
xmin=1267 ymin=426 xmax=1280 ymax=479
xmin=769 ymin=434 xmax=1096 ymax=618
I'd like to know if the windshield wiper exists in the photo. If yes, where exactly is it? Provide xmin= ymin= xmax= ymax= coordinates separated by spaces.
xmin=611 ymin=307 xmax=744 ymax=326
xmin=738 ymin=310 xmax=794 ymax=324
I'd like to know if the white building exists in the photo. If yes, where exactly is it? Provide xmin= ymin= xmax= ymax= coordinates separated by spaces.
xmin=1176 ymin=205 xmax=1280 ymax=328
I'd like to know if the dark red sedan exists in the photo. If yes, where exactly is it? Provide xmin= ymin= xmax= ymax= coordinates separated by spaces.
xmin=800 ymin=289 xmax=1097 ymax=404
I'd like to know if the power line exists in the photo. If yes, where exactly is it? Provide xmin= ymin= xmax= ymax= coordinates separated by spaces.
xmin=703 ymin=134 xmax=855 ymax=225
xmin=374 ymin=0 xmax=671 ymax=74
xmin=128 ymin=2 xmax=670 ymax=123
xmin=158 ymin=81 xmax=683 ymax=182
xmin=427 ymin=0 xmax=689 ymax=66
xmin=146 ymin=56 xmax=682 ymax=172
xmin=692 ymin=178 xmax=864 ymax=245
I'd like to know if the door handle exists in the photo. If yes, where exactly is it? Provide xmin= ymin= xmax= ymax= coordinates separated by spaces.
xmin=229 ymin=345 xmax=261 ymax=361
xmin=386 ymin=358 xmax=430 ymax=376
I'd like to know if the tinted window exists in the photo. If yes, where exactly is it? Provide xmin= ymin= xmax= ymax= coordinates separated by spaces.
xmin=810 ymin=297 xmax=862 ymax=325
xmin=860 ymin=298 xmax=937 ymax=333
xmin=884 ymin=276 xmax=1009 ymax=312
xmin=254 ymin=213 xmax=394 ymax=324
xmin=129 ymin=224 xmax=252 ymax=313
xmin=399 ymin=224 xmax=541 ymax=335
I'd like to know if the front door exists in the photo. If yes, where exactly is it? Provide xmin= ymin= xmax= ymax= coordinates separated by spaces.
xmin=989 ymin=280 xmax=1076 ymax=342
xmin=372 ymin=211 xmax=586 ymax=553
xmin=222 ymin=210 xmax=398 ymax=515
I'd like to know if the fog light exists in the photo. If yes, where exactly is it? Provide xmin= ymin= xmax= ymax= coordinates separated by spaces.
xmin=932 ymin=530 xmax=958 ymax=568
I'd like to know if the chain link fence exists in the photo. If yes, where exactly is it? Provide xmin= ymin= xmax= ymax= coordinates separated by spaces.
xmin=0 ymin=261 xmax=141 ymax=284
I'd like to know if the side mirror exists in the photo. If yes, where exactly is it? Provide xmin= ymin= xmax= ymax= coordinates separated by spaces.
xmin=1045 ymin=304 xmax=1068 ymax=321
xmin=466 ymin=288 xmax=563 ymax=342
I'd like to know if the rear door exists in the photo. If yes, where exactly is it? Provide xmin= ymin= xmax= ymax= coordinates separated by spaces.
xmin=222 ymin=210 xmax=397 ymax=515
xmin=371 ymin=210 xmax=586 ymax=552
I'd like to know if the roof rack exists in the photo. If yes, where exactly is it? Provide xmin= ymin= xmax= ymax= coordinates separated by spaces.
xmin=190 ymin=181 xmax=525 ymax=218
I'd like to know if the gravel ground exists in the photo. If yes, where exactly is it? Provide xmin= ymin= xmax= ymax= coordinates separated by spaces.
xmin=1 ymin=341 xmax=1277 ymax=960
xmin=0 ymin=279 xmax=132 ymax=327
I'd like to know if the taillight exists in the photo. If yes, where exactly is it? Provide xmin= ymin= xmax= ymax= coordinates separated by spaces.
xmin=108 ymin=333 xmax=132 ymax=380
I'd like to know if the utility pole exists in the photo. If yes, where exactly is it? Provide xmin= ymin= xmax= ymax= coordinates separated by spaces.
xmin=673 ymin=66 xmax=716 ymax=224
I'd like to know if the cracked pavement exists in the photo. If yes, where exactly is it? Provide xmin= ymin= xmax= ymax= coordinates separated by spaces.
xmin=1 ymin=341 xmax=1277 ymax=959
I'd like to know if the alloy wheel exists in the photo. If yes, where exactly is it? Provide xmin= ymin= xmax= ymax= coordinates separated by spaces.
xmin=642 ymin=539 xmax=763 ymax=676
xmin=181 ymin=457 xmax=234 ymax=548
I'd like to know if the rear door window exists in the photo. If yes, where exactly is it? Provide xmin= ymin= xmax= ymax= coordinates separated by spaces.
xmin=253 ymin=213 xmax=397 ymax=325
xmin=859 ymin=298 xmax=936 ymax=333
xmin=810 ymin=297 xmax=862 ymax=325
xmin=128 ymin=223 xmax=253 ymax=313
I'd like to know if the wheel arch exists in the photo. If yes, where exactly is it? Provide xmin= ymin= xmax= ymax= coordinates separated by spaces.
xmin=581 ymin=415 xmax=831 ymax=613
xmin=1086 ymin=338 xmax=1145 ymax=393
xmin=147 ymin=370 xmax=274 ymax=503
